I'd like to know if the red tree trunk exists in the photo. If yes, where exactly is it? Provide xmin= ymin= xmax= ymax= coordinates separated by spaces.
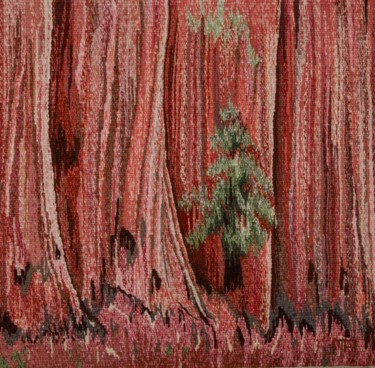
xmin=273 ymin=0 xmax=375 ymax=328
xmin=165 ymin=0 xmax=279 ymax=329
xmin=0 ymin=0 xmax=82 ymax=336
xmin=0 ymin=0 xmax=219 ymax=338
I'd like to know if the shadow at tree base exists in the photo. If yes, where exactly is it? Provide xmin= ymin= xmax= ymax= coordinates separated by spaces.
xmin=2 ymin=285 xmax=375 ymax=366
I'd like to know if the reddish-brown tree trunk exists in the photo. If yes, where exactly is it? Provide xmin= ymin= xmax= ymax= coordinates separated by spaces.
xmin=273 ymin=0 xmax=375 ymax=328
xmin=0 ymin=0 xmax=217 ymax=337
xmin=0 ymin=0 xmax=82 ymax=335
xmin=165 ymin=0 xmax=279 ymax=329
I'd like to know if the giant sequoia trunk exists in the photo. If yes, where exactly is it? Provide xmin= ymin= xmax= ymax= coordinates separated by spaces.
xmin=272 ymin=0 xmax=375 ymax=329
xmin=0 ymin=0 xmax=82 ymax=336
xmin=0 ymin=0 xmax=217 ymax=337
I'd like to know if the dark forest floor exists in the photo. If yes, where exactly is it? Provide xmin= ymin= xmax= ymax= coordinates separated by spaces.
xmin=1 ymin=294 xmax=375 ymax=368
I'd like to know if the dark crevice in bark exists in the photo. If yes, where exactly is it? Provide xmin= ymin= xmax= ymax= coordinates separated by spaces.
xmin=110 ymin=198 xmax=120 ymax=267
xmin=151 ymin=269 xmax=162 ymax=293
xmin=0 ymin=313 xmax=20 ymax=345
xmin=195 ymin=274 xmax=213 ymax=295
xmin=307 ymin=260 xmax=315 ymax=283
xmin=13 ymin=263 xmax=32 ymax=287
xmin=119 ymin=228 xmax=136 ymax=255
xmin=224 ymin=257 xmax=244 ymax=292
xmin=163 ymin=0 xmax=182 ymax=227
xmin=271 ymin=0 xmax=289 ymax=312
xmin=293 ymin=0 xmax=299 ymax=47
xmin=236 ymin=326 xmax=245 ymax=346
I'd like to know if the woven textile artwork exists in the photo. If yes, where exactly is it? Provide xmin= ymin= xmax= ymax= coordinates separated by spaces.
xmin=1 ymin=1 xmax=375 ymax=366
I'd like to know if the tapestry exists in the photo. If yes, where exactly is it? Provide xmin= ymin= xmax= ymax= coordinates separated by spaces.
xmin=1 ymin=0 xmax=375 ymax=367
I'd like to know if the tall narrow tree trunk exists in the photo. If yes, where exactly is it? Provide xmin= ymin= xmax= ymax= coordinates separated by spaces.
xmin=273 ymin=0 xmax=375 ymax=328
xmin=0 ymin=0 xmax=82 ymax=336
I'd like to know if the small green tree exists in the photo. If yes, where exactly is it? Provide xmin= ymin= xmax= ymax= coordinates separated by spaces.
xmin=179 ymin=101 xmax=276 ymax=290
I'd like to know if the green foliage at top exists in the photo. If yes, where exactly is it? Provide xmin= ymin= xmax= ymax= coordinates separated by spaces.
xmin=186 ymin=0 xmax=261 ymax=67
xmin=179 ymin=101 xmax=275 ymax=260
